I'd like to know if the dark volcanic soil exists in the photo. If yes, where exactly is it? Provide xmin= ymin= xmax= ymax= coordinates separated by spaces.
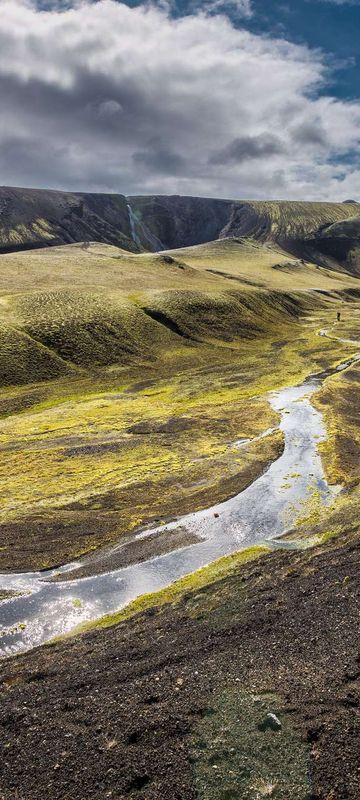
xmin=0 ymin=530 xmax=359 ymax=799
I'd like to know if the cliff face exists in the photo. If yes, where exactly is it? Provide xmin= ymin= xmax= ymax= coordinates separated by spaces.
xmin=126 ymin=195 xmax=234 ymax=250
xmin=0 ymin=186 xmax=136 ymax=253
xmin=306 ymin=216 xmax=360 ymax=276
xmin=127 ymin=195 xmax=360 ymax=275
xmin=2 ymin=186 xmax=360 ymax=277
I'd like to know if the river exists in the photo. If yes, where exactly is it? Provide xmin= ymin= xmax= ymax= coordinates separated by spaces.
xmin=0 ymin=336 xmax=358 ymax=657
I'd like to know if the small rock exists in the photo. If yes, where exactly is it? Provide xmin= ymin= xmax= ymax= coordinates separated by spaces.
xmin=258 ymin=713 xmax=282 ymax=732
xmin=214 ymin=512 xmax=219 ymax=518
xmin=254 ymin=780 xmax=277 ymax=797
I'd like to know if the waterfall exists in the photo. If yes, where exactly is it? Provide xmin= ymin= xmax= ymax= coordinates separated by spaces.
xmin=127 ymin=204 xmax=142 ymax=248
xmin=127 ymin=203 xmax=166 ymax=252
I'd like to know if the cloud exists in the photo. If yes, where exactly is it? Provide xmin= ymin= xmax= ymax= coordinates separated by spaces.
xmin=0 ymin=0 xmax=359 ymax=200
xmin=313 ymin=1 xmax=360 ymax=5
xmin=133 ymin=141 xmax=186 ymax=174
xmin=203 ymin=0 xmax=253 ymax=17
xmin=307 ymin=0 xmax=360 ymax=6
xmin=97 ymin=99 xmax=123 ymax=116
xmin=209 ymin=134 xmax=285 ymax=164
xmin=291 ymin=121 xmax=329 ymax=149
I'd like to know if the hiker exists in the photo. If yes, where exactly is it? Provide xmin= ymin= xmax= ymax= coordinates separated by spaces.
xmin=337 ymin=311 xmax=341 ymax=322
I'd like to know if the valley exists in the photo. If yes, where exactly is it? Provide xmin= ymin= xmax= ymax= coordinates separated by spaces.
xmin=0 ymin=191 xmax=359 ymax=799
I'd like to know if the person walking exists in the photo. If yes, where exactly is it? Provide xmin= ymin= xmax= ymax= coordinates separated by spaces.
xmin=337 ymin=311 xmax=341 ymax=322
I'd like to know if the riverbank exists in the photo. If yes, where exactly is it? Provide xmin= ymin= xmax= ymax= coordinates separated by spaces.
xmin=0 ymin=525 xmax=358 ymax=799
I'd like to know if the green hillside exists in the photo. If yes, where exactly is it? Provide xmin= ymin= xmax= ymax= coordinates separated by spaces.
xmin=1 ymin=192 xmax=360 ymax=572
xmin=236 ymin=199 xmax=360 ymax=242
xmin=163 ymin=236 xmax=356 ymax=290
xmin=0 ymin=234 xmax=358 ymax=389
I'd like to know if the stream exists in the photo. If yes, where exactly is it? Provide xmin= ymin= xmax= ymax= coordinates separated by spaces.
xmin=0 ymin=338 xmax=359 ymax=658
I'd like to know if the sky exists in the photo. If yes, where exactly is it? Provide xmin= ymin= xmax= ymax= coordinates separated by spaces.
xmin=0 ymin=0 xmax=360 ymax=200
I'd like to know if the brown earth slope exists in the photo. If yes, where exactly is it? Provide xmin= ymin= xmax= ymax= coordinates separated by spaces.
xmin=0 ymin=529 xmax=359 ymax=800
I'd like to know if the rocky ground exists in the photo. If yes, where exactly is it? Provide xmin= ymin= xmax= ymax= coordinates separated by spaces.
xmin=0 ymin=527 xmax=358 ymax=799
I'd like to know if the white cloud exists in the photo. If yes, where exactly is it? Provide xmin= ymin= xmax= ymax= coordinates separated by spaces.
xmin=0 ymin=0 xmax=359 ymax=200
xmin=203 ymin=0 xmax=253 ymax=17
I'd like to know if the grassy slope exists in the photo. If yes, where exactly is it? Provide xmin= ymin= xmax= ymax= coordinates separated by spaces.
xmin=1 ymin=203 xmax=360 ymax=799
xmin=0 ymin=238 xmax=357 ymax=388
xmin=0 ymin=243 xmax=227 ymax=294
xmin=163 ymin=236 xmax=356 ymax=290
xmin=2 ymin=188 xmax=360 ymax=269
xmin=3 ymin=235 xmax=358 ymax=295
xmin=246 ymin=200 xmax=360 ymax=240
xmin=225 ymin=200 xmax=360 ymax=273
xmin=129 ymin=195 xmax=360 ymax=268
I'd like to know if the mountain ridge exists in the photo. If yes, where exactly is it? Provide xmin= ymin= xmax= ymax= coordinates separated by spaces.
xmin=2 ymin=186 xmax=360 ymax=276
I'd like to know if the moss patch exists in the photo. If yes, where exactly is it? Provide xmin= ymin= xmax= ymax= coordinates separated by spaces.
xmin=191 ymin=687 xmax=310 ymax=800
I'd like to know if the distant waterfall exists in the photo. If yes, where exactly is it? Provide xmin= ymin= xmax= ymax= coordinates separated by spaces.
xmin=127 ymin=203 xmax=166 ymax=252
xmin=127 ymin=204 xmax=142 ymax=248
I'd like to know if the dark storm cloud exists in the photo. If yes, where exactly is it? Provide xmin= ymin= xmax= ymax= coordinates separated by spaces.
xmin=209 ymin=133 xmax=286 ymax=165
xmin=133 ymin=143 xmax=186 ymax=175
xmin=0 ymin=134 xmax=126 ymax=190
xmin=291 ymin=121 xmax=329 ymax=148
xmin=0 ymin=70 xmax=166 ymax=143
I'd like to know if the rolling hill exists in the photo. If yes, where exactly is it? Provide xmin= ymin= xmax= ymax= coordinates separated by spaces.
xmin=1 ymin=186 xmax=360 ymax=800
xmin=0 ymin=232 xmax=358 ymax=388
